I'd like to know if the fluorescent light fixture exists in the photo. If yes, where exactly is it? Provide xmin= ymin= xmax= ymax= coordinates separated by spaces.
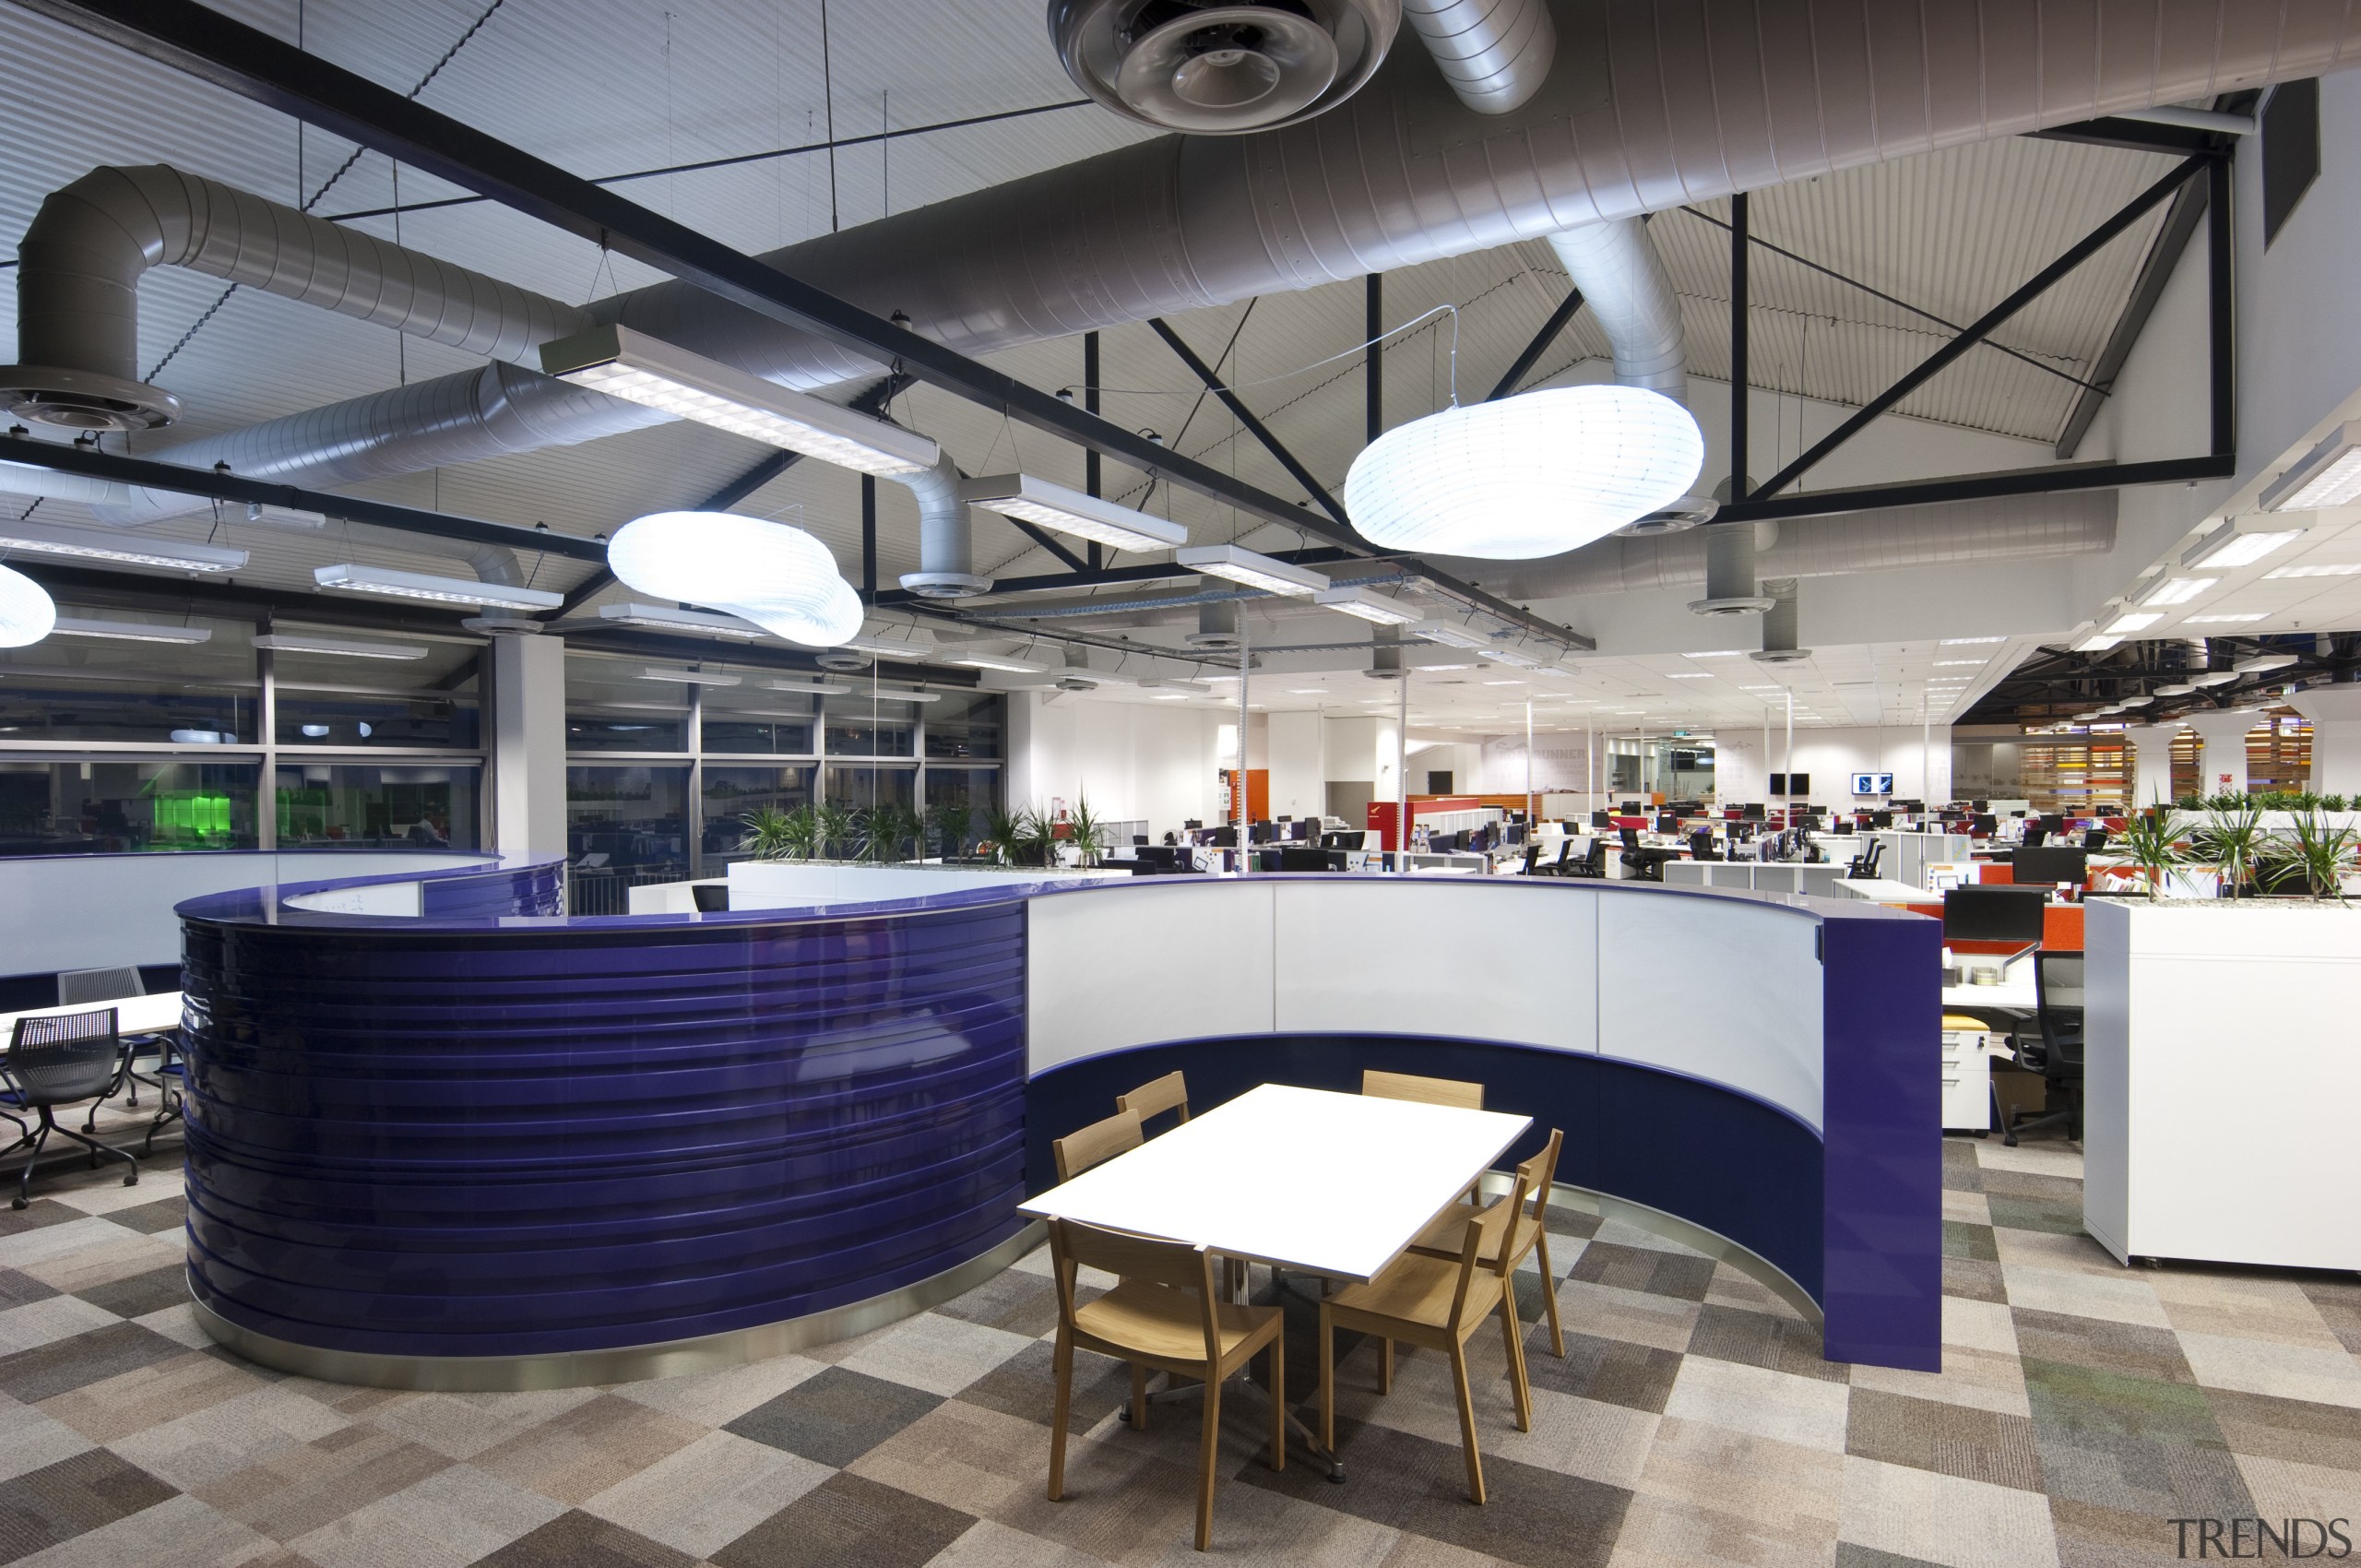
xmin=1406 ymin=619 xmax=1491 ymax=649
xmin=1175 ymin=543 xmax=1329 ymax=597
xmin=2104 ymin=611 xmax=2164 ymax=636
xmin=1667 ymin=671 xmax=1713 ymax=679
xmin=639 ymin=666 xmax=741 ymax=686
xmin=314 ymin=564 xmax=563 ymax=611
xmin=1149 ymin=693 xmax=1192 ymax=700
xmin=253 ymin=633 xmax=427 ymax=659
xmin=240 ymin=503 xmax=326 ymax=530
xmin=941 ymin=650 xmax=1049 ymax=673
xmin=597 ymin=603 xmax=765 ymax=638
xmin=2138 ymin=576 xmax=2216 ymax=606
xmin=2184 ymin=612 xmax=2267 ymax=624
xmin=2074 ymin=634 xmax=2123 ymax=652
xmin=1932 ymin=659 xmax=1986 ymax=667
xmin=1344 ymin=385 xmax=1703 ymax=558
xmin=836 ymin=631 xmax=937 ymax=661
xmin=1482 ymin=679 xmax=1526 ymax=686
xmin=957 ymin=473 xmax=1187 ymax=552
xmin=2257 ymin=421 xmax=2361 ymax=511
xmin=2233 ymin=652 xmax=2297 ymax=674
xmin=841 ymin=683 xmax=942 ymax=702
xmin=541 ymin=324 xmax=939 ymax=478
xmin=2184 ymin=521 xmax=2303 ymax=569
xmin=2264 ymin=562 xmax=2361 ymax=578
xmin=1685 ymin=650 xmax=1744 ymax=659
xmin=608 ymin=512 xmax=861 ymax=647
xmin=760 ymin=678 xmax=854 ymax=695
xmin=1311 ymin=587 xmax=1419 ymax=625
xmin=0 ymin=520 xmax=247 ymax=574
xmin=1479 ymin=647 xmax=1541 ymax=668
xmin=1940 ymin=636 xmax=2005 ymax=645
xmin=53 ymin=617 xmax=213 ymax=645
xmin=1286 ymin=688 xmax=1328 ymax=695
xmin=2190 ymin=670 xmax=2239 ymax=687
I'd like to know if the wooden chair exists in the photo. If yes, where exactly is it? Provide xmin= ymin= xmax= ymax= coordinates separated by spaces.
xmin=1360 ymin=1068 xmax=1484 ymax=1111
xmin=1320 ymin=1190 xmax=1532 ymax=1503
xmin=1047 ymin=1218 xmax=1286 ymax=1552
xmin=1115 ymin=1071 xmax=1189 ymax=1132
xmin=1406 ymin=1127 xmax=1567 ymax=1356
xmin=1052 ymin=1109 xmax=1142 ymax=1183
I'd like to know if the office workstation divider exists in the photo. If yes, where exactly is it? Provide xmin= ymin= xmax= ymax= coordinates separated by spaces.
xmin=170 ymin=861 xmax=1940 ymax=1388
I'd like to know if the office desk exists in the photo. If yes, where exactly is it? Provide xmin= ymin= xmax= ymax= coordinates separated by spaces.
xmin=0 ymin=992 xmax=184 ymax=1040
xmin=1829 ymin=878 xmax=1929 ymax=907
xmin=1940 ymin=974 xmax=2038 ymax=1012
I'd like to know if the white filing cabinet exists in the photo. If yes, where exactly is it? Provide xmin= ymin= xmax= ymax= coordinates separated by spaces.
xmin=1940 ymin=1024 xmax=2000 ymax=1131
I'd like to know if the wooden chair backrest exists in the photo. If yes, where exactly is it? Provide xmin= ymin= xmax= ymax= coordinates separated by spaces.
xmin=1445 ymin=1184 xmax=1524 ymax=1329
xmin=1362 ymin=1069 xmax=1484 ymax=1111
xmin=1053 ymin=1109 xmax=1143 ymax=1182
xmin=1049 ymin=1217 xmax=1219 ymax=1362
xmin=1115 ymin=1070 xmax=1189 ymax=1129
xmin=1518 ymin=1127 xmax=1564 ymax=1218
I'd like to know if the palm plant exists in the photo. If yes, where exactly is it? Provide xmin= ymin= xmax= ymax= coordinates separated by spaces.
xmin=813 ymin=802 xmax=856 ymax=861
xmin=981 ymin=804 xmax=1033 ymax=867
xmin=738 ymin=804 xmax=798 ymax=861
xmin=933 ymin=801 xmax=974 ymax=861
xmin=2113 ymin=810 xmax=2188 ymax=898
xmin=1065 ymin=797 xmax=1109 ymax=867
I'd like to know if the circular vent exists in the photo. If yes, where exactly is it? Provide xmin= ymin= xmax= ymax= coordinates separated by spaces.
xmin=1049 ymin=0 xmax=1400 ymax=135
xmin=0 ymin=364 xmax=180 ymax=433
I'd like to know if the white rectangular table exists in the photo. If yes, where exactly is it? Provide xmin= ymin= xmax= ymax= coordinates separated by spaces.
xmin=0 ymin=992 xmax=184 ymax=1041
xmin=1022 ymin=1082 xmax=1532 ymax=1284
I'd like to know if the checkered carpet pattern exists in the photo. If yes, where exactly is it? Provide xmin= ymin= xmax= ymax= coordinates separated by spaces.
xmin=0 ymin=1119 xmax=2355 ymax=1567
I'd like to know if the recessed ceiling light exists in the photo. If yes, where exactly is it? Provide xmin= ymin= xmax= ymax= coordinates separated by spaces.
xmin=1667 ymin=672 xmax=1713 ymax=679
xmin=1684 ymin=650 xmax=1743 ymax=659
xmin=1940 ymin=636 xmax=2005 ymax=645
xmin=2074 ymin=634 xmax=2122 ymax=652
xmin=1931 ymin=659 xmax=1984 ymax=667
xmin=2264 ymin=562 xmax=2361 ymax=578
xmin=2256 ymin=421 xmax=2361 ymax=511
xmin=2183 ymin=612 xmax=2267 ymax=624
xmin=2103 ymin=611 xmax=2164 ymax=636
xmin=640 ymin=666 xmax=741 ymax=685
xmin=2138 ymin=576 xmax=2217 ymax=606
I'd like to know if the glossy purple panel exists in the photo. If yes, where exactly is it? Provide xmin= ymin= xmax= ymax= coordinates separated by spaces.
xmin=179 ymin=863 xmax=1026 ymax=1358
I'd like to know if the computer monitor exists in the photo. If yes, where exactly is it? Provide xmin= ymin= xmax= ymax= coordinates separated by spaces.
xmin=1941 ymin=886 xmax=2048 ymax=944
xmin=1249 ymin=821 xmax=1277 ymax=844
xmin=1655 ymin=814 xmax=1678 ymax=833
xmin=1183 ymin=818 xmax=1203 ymax=830
xmin=1592 ymin=810 xmax=1610 ymax=827
xmin=1276 ymin=847 xmax=1335 ymax=873
xmin=1321 ymin=829 xmax=1367 ymax=851
xmin=1743 ymin=802 xmax=1766 ymax=819
xmin=1205 ymin=825 xmax=1238 ymax=847
xmin=1132 ymin=834 xmax=1149 ymax=846
xmin=2038 ymin=814 xmax=2066 ymax=835
xmin=1504 ymin=823 xmax=1526 ymax=847
xmin=1287 ymin=818 xmax=1312 ymax=841
xmin=1973 ymin=814 xmax=1999 ymax=836
xmin=2012 ymin=845 xmax=2088 ymax=886
xmin=1870 ymin=811 xmax=1893 ymax=828
xmin=1135 ymin=845 xmax=1179 ymax=868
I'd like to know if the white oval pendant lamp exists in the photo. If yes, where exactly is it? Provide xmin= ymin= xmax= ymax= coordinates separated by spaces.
xmin=0 ymin=563 xmax=57 ymax=647
xmin=607 ymin=511 xmax=864 ymax=647
xmin=1344 ymin=384 xmax=1704 ymax=559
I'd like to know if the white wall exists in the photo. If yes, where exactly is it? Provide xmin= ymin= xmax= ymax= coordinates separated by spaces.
xmin=1714 ymin=726 xmax=1951 ymax=805
xmin=1266 ymin=711 xmax=1325 ymax=820
xmin=1007 ymin=692 xmax=1222 ymax=836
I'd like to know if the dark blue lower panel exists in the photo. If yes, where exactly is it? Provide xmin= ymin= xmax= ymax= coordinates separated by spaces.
xmin=181 ymin=894 xmax=1029 ymax=1359
xmin=1026 ymin=1036 xmax=1826 ymax=1308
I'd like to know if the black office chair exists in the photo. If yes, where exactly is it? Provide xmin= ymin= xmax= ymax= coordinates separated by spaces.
xmin=1688 ymin=828 xmax=1720 ymax=861
xmin=2082 ymin=828 xmax=2108 ymax=851
xmin=692 ymin=884 xmax=730 ymax=913
xmin=1845 ymin=838 xmax=1884 ymax=880
xmin=2023 ymin=826 xmax=2048 ymax=848
xmin=1518 ymin=843 xmax=1542 ymax=875
xmin=2005 ymin=951 xmax=2084 ymax=1147
xmin=2 ymin=1009 xmax=137 ymax=1207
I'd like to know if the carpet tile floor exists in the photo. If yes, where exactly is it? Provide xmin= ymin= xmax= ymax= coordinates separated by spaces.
xmin=0 ymin=1120 xmax=2355 ymax=1566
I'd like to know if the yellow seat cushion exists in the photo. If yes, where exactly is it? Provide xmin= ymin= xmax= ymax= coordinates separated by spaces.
xmin=1073 ymin=1281 xmax=1279 ymax=1364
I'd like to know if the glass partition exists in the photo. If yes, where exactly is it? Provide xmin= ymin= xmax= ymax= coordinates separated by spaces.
xmin=275 ymin=763 xmax=482 ymax=849
xmin=0 ymin=759 xmax=261 ymax=854
xmin=566 ymin=765 xmax=692 ymax=914
xmin=699 ymin=764 xmax=817 ymax=869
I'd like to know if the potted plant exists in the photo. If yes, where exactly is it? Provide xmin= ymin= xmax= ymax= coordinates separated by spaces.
xmin=2276 ymin=811 xmax=2356 ymax=901
xmin=739 ymin=804 xmax=797 ymax=861
xmin=2112 ymin=810 xmax=2188 ymax=897
xmin=2192 ymin=808 xmax=2268 ymax=898
xmin=933 ymin=801 xmax=973 ymax=861
xmin=981 ymin=804 xmax=1034 ymax=867
xmin=814 ymin=802 xmax=855 ymax=861
xmin=1066 ymin=797 xmax=1109 ymax=868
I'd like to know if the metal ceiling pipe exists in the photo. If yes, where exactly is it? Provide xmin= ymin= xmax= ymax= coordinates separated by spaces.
xmin=0 ymin=165 xmax=594 ymax=433
xmin=1401 ymin=0 xmax=1554 ymax=115
xmin=1545 ymin=220 xmax=1684 ymax=400
xmin=1440 ymin=491 xmax=2118 ymax=600
xmin=895 ymin=453 xmax=991 ymax=599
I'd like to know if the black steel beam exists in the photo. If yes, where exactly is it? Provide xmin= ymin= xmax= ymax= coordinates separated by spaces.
xmin=1710 ymin=454 xmax=2236 ymax=525
xmin=1004 ymin=517 xmax=1089 ymax=574
xmin=1485 ymin=284 xmax=1586 ymax=402
xmin=0 ymin=430 xmax=606 ymax=562
xmin=2025 ymin=116 xmax=2227 ymax=159
xmin=872 ymin=547 xmax=1369 ymax=607
xmin=860 ymin=474 xmax=878 ymax=603
xmin=1748 ymin=157 xmax=2206 ymax=500
xmin=1728 ymin=192 xmax=1748 ymax=493
xmin=2208 ymin=154 xmax=2236 ymax=457
xmin=25 ymin=1 xmax=1596 ymax=653
xmin=2055 ymin=177 xmax=2209 ymax=457
xmin=1082 ymin=329 xmax=1101 ymax=568
xmin=1365 ymin=274 xmax=1382 ymax=441
xmin=1147 ymin=317 xmax=1350 ymax=529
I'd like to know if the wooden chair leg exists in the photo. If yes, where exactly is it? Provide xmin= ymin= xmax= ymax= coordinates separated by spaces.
xmin=1049 ymin=1332 xmax=1074 ymax=1501
xmin=1377 ymin=1336 xmax=1392 ymax=1394
xmin=1194 ymin=1374 xmax=1222 ymax=1551
xmin=1534 ymin=1230 xmax=1566 ymax=1357
xmin=1131 ymin=1362 xmax=1149 ymax=1430
xmin=1267 ymin=1336 xmax=1286 ymax=1473
xmin=1447 ymin=1340 xmax=1486 ymax=1504
xmin=1499 ymin=1294 xmax=1532 ymax=1432
xmin=1318 ymin=1305 xmax=1335 ymax=1451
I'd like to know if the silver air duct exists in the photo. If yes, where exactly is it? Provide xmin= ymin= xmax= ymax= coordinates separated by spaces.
xmin=1752 ymin=578 xmax=1809 ymax=665
xmin=1401 ymin=0 xmax=1553 ymax=115
xmin=1545 ymin=220 xmax=1685 ymax=401
xmin=896 ymin=453 xmax=991 ymax=599
xmin=1049 ymin=0 xmax=1401 ymax=134
xmin=1188 ymin=599 xmax=1242 ymax=648
xmin=0 ymin=165 xmax=591 ymax=433
xmin=1439 ymin=491 xmax=2118 ymax=601
xmin=1690 ymin=524 xmax=1774 ymax=617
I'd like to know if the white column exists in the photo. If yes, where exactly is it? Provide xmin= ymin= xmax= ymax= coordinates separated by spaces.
xmin=2285 ymin=686 xmax=2361 ymax=796
xmin=490 ymin=633 xmax=567 ymax=859
xmin=2125 ymin=723 xmax=2183 ymax=806
xmin=2182 ymin=710 xmax=2260 ymax=798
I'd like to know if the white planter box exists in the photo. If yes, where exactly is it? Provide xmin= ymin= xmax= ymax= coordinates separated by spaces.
xmin=2082 ymin=898 xmax=2361 ymax=1271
